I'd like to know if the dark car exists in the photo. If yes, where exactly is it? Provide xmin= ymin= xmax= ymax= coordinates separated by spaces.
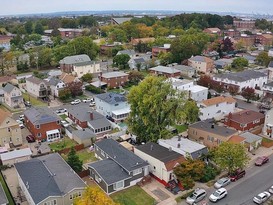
xmin=255 ymin=156 xmax=269 ymax=166
xmin=26 ymin=135 xmax=35 ymax=143
xmin=229 ymin=169 xmax=246 ymax=182
xmin=106 ymin=115 xmax=115 ymax=122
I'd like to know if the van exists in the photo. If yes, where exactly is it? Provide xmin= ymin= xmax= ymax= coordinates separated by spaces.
xmin=229 ymin=169 xmax=246 ymax=182
xmin=186 ymin=188 xmax=206 ymax=204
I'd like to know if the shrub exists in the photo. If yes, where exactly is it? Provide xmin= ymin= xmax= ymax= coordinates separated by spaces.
xmin=199 ymin=165 xmax=220 ymax=183
xmin=85 ymin=85 xmax=104 ymax=94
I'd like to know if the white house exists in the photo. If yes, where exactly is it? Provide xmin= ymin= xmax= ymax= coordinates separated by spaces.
xmin=268 ymin=48 xmax=273 ymax=57
xmin=117 ymin=49 xmax=136 ymax=58
xmin=128 ymin=57 xmax=146 ymax=70
xmin=95 ymin=92 xmax=130 ymax=122
xmin=134 ymin=142 xmax=185 ymax=184
xmin=263 ymin=109 xmax=273 ymax=137
xmin=198 ymin=96 xmax=237 ymax=120
xmin=158 ymin=136 xmax=208 ymax=159
xmin=26 ymin=76 xmax=51 ymax=99
xmin=47 ymin=77 xmax=66 ymax=97
xmin=72 ymin=62 xmax=101 ymax=78
xmin=170 ymin=78 xmax=208 ymax=102
xmin=2 ymin=83 xmax=25 ymax=109
xmin=213 ymin=70 xmax=268 ymax=92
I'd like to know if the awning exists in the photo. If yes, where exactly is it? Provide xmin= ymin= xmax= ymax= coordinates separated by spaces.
xmin=46 ymin=129 xmax=60 ymax=136
xmin=112 ymin=107 xmax=131 ymax=116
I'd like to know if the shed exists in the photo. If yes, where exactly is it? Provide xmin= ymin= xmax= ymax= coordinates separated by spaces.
xmin=0 ymin=148 xmax=32 ymax=165
xmin=72 ymin=128 xmax=96 ymax=147
xmin=239 ymin=132 xmax=262 ymax=151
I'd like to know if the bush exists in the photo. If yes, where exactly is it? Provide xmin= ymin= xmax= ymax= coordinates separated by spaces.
xmin=181 ymin=190 xmax=194 ymax=199
xmin=199 ymin=165 xmax=220 ymax=183
xmin=85 ymin=85 xmax=104 ymax=94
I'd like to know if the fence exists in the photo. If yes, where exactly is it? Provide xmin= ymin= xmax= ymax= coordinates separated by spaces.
xmin=58 ymin=144 xmax=84 ymax=155
xmin=77 ymin=169 xmax=90 ymax=178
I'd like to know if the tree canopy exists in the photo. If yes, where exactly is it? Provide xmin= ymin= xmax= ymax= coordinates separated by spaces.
xmin=67 ymin=147 xmax=83 ymax=172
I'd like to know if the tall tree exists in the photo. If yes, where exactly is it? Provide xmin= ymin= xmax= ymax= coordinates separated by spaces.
xmin=241 ymin=87 xmax=256 ymax=102
xmin=256 ymin=51 xmax=271 ymax=66
xmin=183 ymin=100 xmax=199 ymax=124
xmin=113 ymin=54 xmax=130 ymax=69
xmin=231 ymin=57 xmax=249 ymax=70
xmin=213 ymin=142 xmax=249 ymax=174
xmin=67 ymin=147 xmax=83 ymax=172
xmin=24 ymin=21 xmax=33 ymax=34
xmin=222 ymin=37 xmax=234 ymax=52
xmin=128 ymin=70 xmax=144 ymax=84
xmin=81 ymin=73 xmax=93 ymax=83
xmin=67 ymin=81 xmax=83 ymax=97
xmin=34 ymin=23 xmax=44 ymax=35
xmin=127 ymin=76 xmax=186 ymax=142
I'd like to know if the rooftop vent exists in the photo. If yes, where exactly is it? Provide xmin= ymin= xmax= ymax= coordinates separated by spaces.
xmin=177 ymin=143 xmax=181 ymax=148
xmin=211 ymin=123 xmax=215 ymax=129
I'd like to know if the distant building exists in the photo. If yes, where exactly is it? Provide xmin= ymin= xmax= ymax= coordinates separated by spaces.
xmin=188 ymin=56 xmax=214 ymax=74
xmin=111 ymin=17 xmax=132 ymax=25
xmin=131 ymin=37 xmax=155 ymax=46
xmin=0 ymin=35 xmax=11 ymax=51
xmin=203 ymin=28 xmax=221 ymax=35
xmin=255 ymin=34 xmax=273 ymax=46
xmin=45 ymin=28 xmax=83 ymax=39
xmin=100 ymin=71 xmax=129 ymax=88
xmin=152 ymin=44 xmax=171 ymax=58
xmin=149 ymin=66 xmax=181 ymax=78
xmin=233 ymin=20 xmax=255 ymax=29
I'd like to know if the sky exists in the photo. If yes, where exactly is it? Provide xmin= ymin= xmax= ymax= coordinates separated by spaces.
xmin=0 ymin=0 xmax=271 ymax=16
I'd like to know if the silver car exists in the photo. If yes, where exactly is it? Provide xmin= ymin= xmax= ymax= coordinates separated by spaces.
xmin=253 ymin=192 xmax=271 ymax=204
xmin=186 ymin=188 xmax=206 ymax=204
xmin=214 ymin=177 xmax=231 ymax=189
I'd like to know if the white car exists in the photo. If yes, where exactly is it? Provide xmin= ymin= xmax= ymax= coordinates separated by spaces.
xmin=186 ymin=188 xmax=206 ymax=204
xmin=16 ymin=120 xmax=23 ymax=124
xmin=71 ymin=99 xmax=81 ymax=105
xmin=56 ymin=108 xmax=67 ymax=114
xmin=269 ymin=186 xmax=273 ymax=194
xmin=209 ymin=188 xmax=227 ymax=202
xmin=253 ymin=192 xmax=271 ymax=204
xmin=83 ymin=98 xmax=94 ymax=103
xmin=214 ymin=177 xmax=231 ymax=189
xmin=89 ymin=101 xmax=96 ymax=107
xmin=19 ymin=114 xmax=24 ymax=121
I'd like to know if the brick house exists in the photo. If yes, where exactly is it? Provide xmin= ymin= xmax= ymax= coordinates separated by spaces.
xmin=188 ymin=56 xmax=214 ymax=74
xmin=149 ymin=66 xmax=181 ymax=78
xmin=100 ymin=71 xmax=129 ymax=88
xmin=24 ymin=107 xmax=62 ymax=141
xmin=255 ymin=34 xmax=273 ymax=46
xmin=224 ymin=110 xmax=265 ymax=132
xmin=203 ymin=28 xmax=221 ymax=35
xmin=152 ymin=44 xmax=171 ymax=58
xmin=233 ymin=20 xmax=255 ymax=29
xmin=58 ymin=28 xmax=83 ymax=39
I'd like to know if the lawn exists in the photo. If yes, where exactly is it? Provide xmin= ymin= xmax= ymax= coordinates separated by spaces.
xmin=59 ymin=114 xmax=67 ymax=120
xmin=77 ymin=149 xmax=97 ymax=163
xmin=111 ymin=186 xmax=156 ymax=205
xmin=174 ymin=124 xmax=188 ymax=133
xmin=48 ymin=138 xmax=77 ymax=151
xmin=22 ymin=92 xmax=47 ymax=106
xmin=0 ymin=172 xmax=15 ymax=205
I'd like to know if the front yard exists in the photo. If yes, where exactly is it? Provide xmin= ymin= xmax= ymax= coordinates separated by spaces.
xmin=48 ymin=137 xmax=77 ymax=151
xmin=22 ymin=92 xmax=47 ymax=106
xmin=111 ymin=186 xmax=156 ymax=205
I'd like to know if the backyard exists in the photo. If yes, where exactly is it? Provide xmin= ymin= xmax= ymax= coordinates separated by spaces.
xmin=111 ymin=186 xmax=156 ymax=205
xmin=22 ymin=92 xmax=47 ymax=106
xmin=174 ymin=124 xmax=188 ymax=133
xmin=48 ymin=137 xmax=77 ymax=151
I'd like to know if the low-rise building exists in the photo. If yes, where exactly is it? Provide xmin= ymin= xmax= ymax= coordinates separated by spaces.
xmin=134 ymin=142 xmax=185 ymax=184
xmin=239 ymin=132 xmax=262 ymax=151
xmin=59 ymin=73 xmax=78 ymax=85
xmin=26 ymin=76 xmax=51 ymax=99
xmin=188 ymin=56 xmax=214 ymax=74
xmin=117 ymin=50 xmax=136 ymax=58
xmin=100 ymin=71 xmax=129 ymax=88
xmin=171 ymin=65 xmax=196 ymax=78
xmin=198 ymin=96 xmax=236 ymax=120
xmin=152 ymin=44 xmax=171 ymax=58
xmin=47 ymin=77 xmax=65 ymax=97
xmin=2 ymin=83 xmax=25 ymax=109
xmin=15 ymin=153 xmax=86 ymax=205
xmin=149 ymin=66 xmax=181 ymax=78
xmin=72 ymin=128 xmax=96 ymax=147
xmin=233 ymin=20 xmax=255 ymax=29
xmin=0 ymin=35 xmax=11 ymax=51
xmin=128 ymin=57 xmax=147 ymax=70
xmin=255 ymin=34 xmax=273 ymax=46
xmin=263 ymin=109 xmax=273 ymax=137
xmin=188 ymin=119 xmax=237 ymax=148
xmin=0 ymin=148 xmax=32 ymax=165
xmin=214 ymin=58 xmax=233 ymax=69
xmin=203 ymin=28 xmax=221 ymax=35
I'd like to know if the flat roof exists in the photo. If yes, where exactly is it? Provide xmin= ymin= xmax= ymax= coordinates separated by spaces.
xmin=101 ymin=71 xmax=128 ymax=78
xmin=184 ymin=85 xmax=208 ymax=93
xmin=0 ymin=148 xmax=32 ymax=161
xmin=112 ymin=107 xmax=131 ymax=116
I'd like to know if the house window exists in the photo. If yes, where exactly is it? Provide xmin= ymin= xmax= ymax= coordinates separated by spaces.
xmin=95 ymin=175 xmax=101 ymax=183
xmin=254 ymin=119 xmax=260 ymax=124
xmin=216 ymin=104 xmax=219 ymax=107
xmin=7 ymin=128 xmax=11 ymax=132
xmin=37 ymin=133 xmax=41 ymax=138
xmin=36 ymin=124 xmax=40 ymax=129
xmin=113 ymin=180 xmax=124 ymax=190
xmin=133 ymin=168 xmax=142 ymax=176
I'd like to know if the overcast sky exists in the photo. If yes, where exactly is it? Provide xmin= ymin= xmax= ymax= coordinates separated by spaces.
xmin=0 ymin=0 xmax=271 ymax=15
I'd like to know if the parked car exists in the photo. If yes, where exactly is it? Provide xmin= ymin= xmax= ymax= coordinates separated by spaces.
xmin=106 ymin=115 xmax=115 ymax=122
xmin=61 ymin=120 xmax=70 ymax=128
xmin=186 ymin=188 xmax=206 ymax=204
xmin=26 ymin=135 xmax=35 ymax=143
xmin=255 ymin=156 xmax=269 ymax=166
xmin=19 ymin=114 xmax=24 ymax=121
xmin=25 ymin=101 xmax=31 ymax=107
xmin=83 ymin=98 xmax=94 ymax=103
xmin=269 ymin=186 xmax=273 ymax=194
xmin=253 ymin=192 xmax=271 ymax=204
xmin=56 ymin=108 xmax=67 ymax=114
xmin=71 ymin=99 xmax=81 ymax=105
xmin=16 ymin=120 xmax=23 ymax=124
xmin=214 ymin=177 xmax=231 ymax=189
xmin=209 ymin=188 xmax=227 ymax=202
xmin=89 ymin=101 xmax=96 ymax=107
xmin=229 ymin=169 xmax=246 ymax=182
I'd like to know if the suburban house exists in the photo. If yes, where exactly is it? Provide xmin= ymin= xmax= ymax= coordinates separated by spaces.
xmin=111 ymin=17 xmax=132 ymax=25
xmin=255 ymin=33 xmax=273 ymax=46
xmin=59 ymin=54 xmax=101 ymax=78
xmin=46 ymin=77 xmax=65 ymax=97
xmin=0 ymin=184 xmax=8 ymax=205
xmin=188 ymin=119 xmax=237 ymax=148
xmin=0 ymin=35 xmax=11 ymax=51
xmin=99 ymin=71 xmax=129 ymax=88
xmin=213 ymin=70 xmax=268 ymax=91
xmin=88 ymin=138 xmax=149 ymax=194
xmin=170 ymin=65 xmax=196 ymax=78
xmin=224 ymin=110 xmax=265 ymax=132
xmin=228 ymin=135 xmax=246 ymax=145
xmin=117 ymin=50 xmax=136 ymax=58
xmin=95 ymin=92 xmax=130 ymax=122
xmin=262 ymin=81 xmax=273 ymax=96
xmin=59 ymin=72 xmax=78 ymax=85
xmin=67 ymin=105 xmax=112 ymax=136
xmin=188 ymin=56 xmax=214 ymax=74
xmin=24 ymin=107 xmax=62 ymax=142
xmin=0 ymin=109 xmax=22 ymax=147
xmin=72 ymin=128 xmax=96 ymax=147
xmin=263 ymin=109 xmax=273 ymax=137
xmin=149 ymin=66 xmax=181 ymax=78
xmin=134 ymin=142 xmax=185 ymax=184
xmin=169 ymin=78 xmax=208 ymax=102
xmin=26 ymin=76 xmax=51 ymax=99
xmin=45 ymin=28 xmax=83 ymax=39
xmin=15 ymin=153 xmax=86 ymax=205
xmin=128 ymin=57 xmax=147 ymax=70
xmin=239 ymin=132 xmax=262 ymax=151
xmin=152 ymin=44 xmax=171 ymax=58
xmin=158 ymin=136 xmax=209 ymax=159
xmin=203 ymin=28 xmax=221 ymax=35
xmin=0 ymin=89 xmax=4 ymax=104
xmin=198 ymin=96 xmax=236 ymax=120
xmin=2 ymin=83 xmax=25 ymax=109
xmin=0 ymin=148 xmax=32 ymax=165
xmin=214 ymin=58 xmax=233 ymax=69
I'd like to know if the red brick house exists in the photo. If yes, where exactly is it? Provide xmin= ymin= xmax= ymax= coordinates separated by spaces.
xmin=152 ymin=44 xmax=171 ymax=58
xmin=224 ymin=110 xmax=265 ymax=131
xmin=255 ymin=34 xmax=273 ymax=46
xmin=233 ymin=20 xmax=255 ymax=29
xmin=100 ymin=44 xmax=116 ymax=55
xmin=203 ymin=28 xmax=221 ymax=35
xmin=149 ymin=66 xmax=181 ymax=78
xmin=99 ymin=71 xmax=129 ymax=88
xmin=58 ymin=28 xmax=83 ymax=39
xmin=24 ymin=107 xmax=62 ymax=142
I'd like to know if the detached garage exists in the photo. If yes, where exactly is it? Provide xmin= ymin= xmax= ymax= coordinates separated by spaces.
xmin=0 ymin=148 xmax=32 ymax=166
xmin=72 ymin=128 xmax=96 ymax=147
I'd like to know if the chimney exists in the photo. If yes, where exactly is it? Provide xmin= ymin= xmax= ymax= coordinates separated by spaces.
xmin=89 ymin=111 xmax=93 ymax=120
xmin=211 ymin=123 xmax=215 ymax=129
xmin=177 ymin=143 xmax=181 ymax=148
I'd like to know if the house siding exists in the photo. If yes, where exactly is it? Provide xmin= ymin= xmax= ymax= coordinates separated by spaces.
xmin=0 ymin=117 xmax=22 ymax=147
xmin=224 ymin=117 xmax=265 ymax=131
xmin=4 ymin=87 xmax=24 ymax=109
xmin=100 ymin=75 xmax=129 ymax=89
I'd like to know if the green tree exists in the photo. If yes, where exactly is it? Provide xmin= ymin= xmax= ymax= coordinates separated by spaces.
xmin=241 ymin=87 xmax=256 ymax=102
xmin=213 ymin=142 xmax=249 ymax=174
xmin=34 ymin=23 xmax=44 ymax=35
xmin=127 ymin=76 xmax=186 ymax=142
xmin=59 ymin=88 xmax=72 ymax=101
xmin=128 ymin=70 xmax=144 ymax=84
xmin=113 ymin=54 xmax=130 ymax=69
xmin=25 ymin=21 xmax=33 ymax=34
xmin=81 ymin=73 xmax=93 ymax=83
xmin=38 ymin=47 xmax=53 ymax=67
xmin=183 ymin=100 xmax=199 ymax=124
xmin=67 ymin=147 xmax=83 ymax=172
xmin=158 ymin=52 xmax=173 ymax=66
xmin=231 ymin=57 xmax=249 ymax=70
xmin=256 ymin=51 xmax=271 ymax=66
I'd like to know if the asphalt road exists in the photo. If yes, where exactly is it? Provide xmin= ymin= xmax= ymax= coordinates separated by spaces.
xmin=205 ymin=156 xmax=273 ymax=205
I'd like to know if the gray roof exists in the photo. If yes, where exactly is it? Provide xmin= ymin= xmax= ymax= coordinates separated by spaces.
xmin=242 ymin=55 xmax=256 ymax=61
xmin=101 ymin=71 xmax=128 ymax=78
xmin=24 ymin=107 xmax=60 ymax=125
xmin=135 ymin=142 xmax=184 ymax=163
xmin=72 ymin=128 xmax=96 ymax=140
xmin=95 ymin=139 xmax=148 ymax=172
xmin=117 ymin=49 xmax=136 ymax=56
xmin=2 ymin=83 xmax=16 ymax=93
xmin=173 ymin=65 xmax=195 ymax=72
xmin=214 ymin=59 xmax=233 ymax=67
xmin=89 ymin=159 xmax=130 ymax=185
xmin=0 ymin=184 xmax=8 ymax=205
xmin=215 ymin=70 xmax=267 ymax=82
xmin=265 ymin=81 xmax=273 ymax=87
xmin=112 ymin=17 xmax=132 ymax=25
xmin=48 ymin=77 xmax=63 ymax=86
xmin=149 ymin=66 xmax=181 ymax=74
xmin=95 ymin=92 xmax=127 ymax=104
xmin=189 ymin=119 xmax=237 ymax=137
xmin=190 ymin=55 xmax=210 ymax=62
xmin=26 ymin=76 xmax=49 ymax=86
xmin=67 ymin=105 xmax=111 ymax=129
xmin=133 ymin=58 xmax=145 ymax=64
xmin=15 ymin=153 xmax=86 ymax=204
xmin=59 ymin=54 xmax=91 ymax=65
xmin=269 ymin=61 xmax=273 ymax=68
xmin=240 ymin=132 xmax=262 ymax=143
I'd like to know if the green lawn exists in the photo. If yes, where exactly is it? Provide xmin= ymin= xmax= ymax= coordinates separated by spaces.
xmin=59 ymin=114 xmax=67 ymax=120
xmin=22 ymin=93 xmax=47 ymax=106
xmin=174 ymin=124 xmax=188 ymax=133
xmin=48 ymin=138 xmax=77 ymax=151
xmin=0 ymin=173 xmax=15 ymax=205
xmin=262 ymin=137 xmax=273 ymax=143
xmin=111 ymin=186 xmax=156 ymax=205
xmin=77 ymin=149 xmax=97 ymax=163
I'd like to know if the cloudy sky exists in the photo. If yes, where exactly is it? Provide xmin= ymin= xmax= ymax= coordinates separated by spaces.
xmin=0 ymin=0 xmax=270 ymax=15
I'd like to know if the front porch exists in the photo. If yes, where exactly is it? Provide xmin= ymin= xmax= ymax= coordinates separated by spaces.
xmin=46 ymin=129 xmax=61 ymax=142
